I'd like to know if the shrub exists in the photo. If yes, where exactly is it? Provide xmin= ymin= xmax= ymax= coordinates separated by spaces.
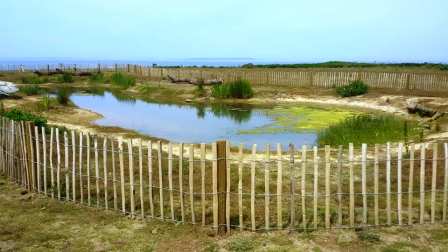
xmin=56 ymin=88 xmax=71 ymax=105
xmin=19 ymin=85 xmax=44 ymax=96
xmin=57 ymin=73 xmax=74 ymax=83
xmin=110 ymin=72 xmax=136 ymax=87
xmin=317 ymin=114 xmax=421 ymax=146
xmin=1 ymin=108 xmax=47 ymax=127
xmin=336 ymin=80 xmax=368 ymax=97
xmin=89 ymin=72 xmax=105 ymax=83
xmin=212 ymin=79 xmax=253 ymax=99
xmin=21 ymin=75 xmax=47 ymax=84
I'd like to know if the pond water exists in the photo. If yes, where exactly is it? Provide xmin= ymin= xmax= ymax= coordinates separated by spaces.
xmin=70 ymin=92 xmax=355 ymax=148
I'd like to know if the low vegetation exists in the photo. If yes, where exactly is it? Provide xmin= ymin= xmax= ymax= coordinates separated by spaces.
xmin=212 ymin=79 xmax=254 ymax=99
xmin=18 ymin=84 xmax=45 ymax=96
xmin=57 ymin=73 xmax=74 ymax=83
xmin=317 ymin=114 xmax=422 ymax=146
xmin=55 ymin=87 xmax=71 ymax=105
xmin=336 ymin=80 xmax=368 ymax=97
xmin=89 ymin=72 xmax=106 ymax=83
xmin=111 ymin=72 xmax=136 ymax=87
xmin=0 ymin=108 xmax=47 ymax=127
xmin=21 ymin=74 xmax=48 ymax=84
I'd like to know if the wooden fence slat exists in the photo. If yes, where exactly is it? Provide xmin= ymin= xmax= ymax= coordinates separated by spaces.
xmin=443 ymin=143 xmax=448 ymax=222
xmin=103 ymin=137 xmax=109 ymax=209
xmin=94 ymin=137 xmax=99 ymax=207
xmin=408 ymin=144 xmax=415 ymax=225
xmin=189 ymin=144 xmax=195 ymax=224
xmin=226 ymin=141 xmax=230 ymax=232
xmin=362 ymin=143 xmax=367 ymax=225
xmin=168 ymin=143 xmax=174 ymax=221
xmin=28 ymin=123 xmax=35 ymax=191
xmin=41 ymin=127 xmax=47 ymax=195
xmin=65 ymin=132 xmax=70 ymax=201
xmin=386 ymin=142 xmax=391 ymax=225
xmin=431 ymin=143 xmax=438 ymax=224
xmin=201 ymin=143 xmax=206 ymax=226
xmin=238 ymin=144 xmax=244 ymax=230
xmin=301 ymin=145 xmax=307 ymax=229
xmin=313 ymin=146 xmax=318 ymax=229
xmin=79 ymin=132 xmax=83 ymax=204
xmin=212 ymin=142 xmax=218 ymax=230
xmin=325 ymin=145 xmax=331 ymax=228
xmin=71 ymin=131 xmax=76 ymax=202
xmin=128 ymin=139 xmax=135 ymax=216
xmin=158 ymin=141 xmax=164 ymax=220
xmin=34 ymin=126 xmax=40 ymax=193
xmin=276 ymin=144 xmax=283 ymax=229
xmin=397 ymin=143 xmax=403 ymax=225
xmin=111 ymin=139 xmax=117 ymax=210
xmin=179 ymin=143 xmax=185 ymax=222
xmin=251 ymin=144 xmax=257 ymax=231
xmin=87 ymin=133 xmax=91 ymax=206
xmin=337 ymin=146 xmax=343 ymax=226
xmin=349 ymin=143 xmax=354 ymax=227
xmin=265 ymin=144 xmax=270 ymax=231
xmin=138 ymin=139 xmax=144 ymax=218
xmin=420 ymin=143 xmax=426 ymax=224
xmin=119 ymin=138 xmax=125 ymax=212
xmin=147 ymin=141 xmax=154 ymax=217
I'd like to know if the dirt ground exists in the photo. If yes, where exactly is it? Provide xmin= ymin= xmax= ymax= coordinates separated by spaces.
xmin=2 ymin=175 xmax=448 ymax=251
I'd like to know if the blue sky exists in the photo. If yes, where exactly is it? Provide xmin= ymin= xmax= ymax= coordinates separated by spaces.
xmin=1 ymin=0 xmax=447 ymax=62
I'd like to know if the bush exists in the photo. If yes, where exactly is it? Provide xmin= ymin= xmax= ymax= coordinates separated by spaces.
xmin=212 ymin=79 xmax=253 ymax=99
xmin=57 ymin=73 xmax=74 ymax=83
xmin=89 ymin=72 xmax=105 ymax=83
xmin=1 ymin=108 xmax=47 ymax=127
xmin=56 ymin=88 xmax=71 ymax=105
xmin=336 ymin=80 xmax=368 ymax=97
xmin=19 ymin=85 xmax=44 ymax=96
xmin=21 ymin=75 xmax=48 ymax=84
xmin=110 ymin=72 xmax=136 ymax=87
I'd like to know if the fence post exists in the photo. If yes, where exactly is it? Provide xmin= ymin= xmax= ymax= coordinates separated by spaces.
xmin=216 ymin=140 xmax=228 ymax=234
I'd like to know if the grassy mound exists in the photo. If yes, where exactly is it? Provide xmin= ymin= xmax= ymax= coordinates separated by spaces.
xmin=212 ymin=79 xmax=253 ymax=99
xmin=336 ymin=80 xmax=368 ymax=97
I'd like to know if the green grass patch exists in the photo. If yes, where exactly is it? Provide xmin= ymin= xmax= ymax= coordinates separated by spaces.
xmin=19 ymin=85 xmax=45 ymax=96
xmin=212 ymin=79 xmax=253 ymax=99
xmin=89 ymin=72 xmax=105 ymax=83
xmin=57 ymin=73 xmax=74 ymax=83
xmin=317 ymin=114 xmax=422 ymax=146
xmin=21 ymin=75 xmax=48 ymax=84
xmin=111 ymin=72 xmax=136 ymax=87
xmin=55 ymin=87 xmax=73 ymax=105
xmin=336 ymin=80 xmax=368 ymax=97
xmin=227 ymin=237 xmax=256 ymax=252
xmin=1 ymin=108 xmax=47 ymax=127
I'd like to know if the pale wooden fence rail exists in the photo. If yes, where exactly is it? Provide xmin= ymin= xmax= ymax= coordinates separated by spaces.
xmin=1 ymin=117 xmax=448 ymax=233
xmin=2 ymin=64 xmax=448 ymax=92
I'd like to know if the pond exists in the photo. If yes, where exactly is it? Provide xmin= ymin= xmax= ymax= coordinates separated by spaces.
xmin=70 ymin=91 xmax=358 ymax=148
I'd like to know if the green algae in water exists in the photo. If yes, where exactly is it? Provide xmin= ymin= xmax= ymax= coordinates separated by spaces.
xmin=238 ymin=106 xmax=358 ymax=134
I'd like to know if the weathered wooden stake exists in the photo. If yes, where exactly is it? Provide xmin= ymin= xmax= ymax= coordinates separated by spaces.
xmin=217 ymin=140 xmax=228 ymax=233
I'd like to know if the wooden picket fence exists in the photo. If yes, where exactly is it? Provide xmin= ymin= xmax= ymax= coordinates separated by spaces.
xmin=3 ymin=63 xmax=448 ymax=92
xmin=1 ymin=117 xmax=448 ymax=233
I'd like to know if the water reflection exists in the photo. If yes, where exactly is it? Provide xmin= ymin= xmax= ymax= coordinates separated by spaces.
xmin=69 ymin=91 xmax=317 ymax=148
